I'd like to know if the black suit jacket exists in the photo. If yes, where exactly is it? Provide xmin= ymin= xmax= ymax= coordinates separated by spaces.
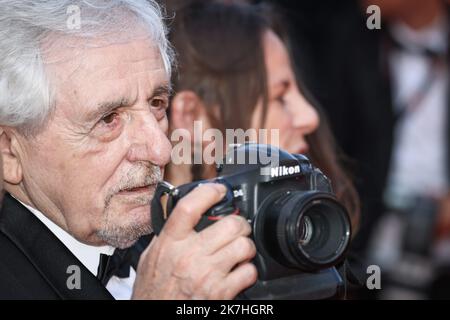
xmin=0 ymin=193 xmax=112 ymax=299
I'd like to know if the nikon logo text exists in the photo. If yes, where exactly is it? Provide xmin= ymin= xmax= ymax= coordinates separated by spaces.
xmin=270 ymin=165 xmax=301 ymax=178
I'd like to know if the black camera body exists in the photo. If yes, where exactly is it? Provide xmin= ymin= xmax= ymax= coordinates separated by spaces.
xmin=152 ymin=144 xmax=351 ymax=299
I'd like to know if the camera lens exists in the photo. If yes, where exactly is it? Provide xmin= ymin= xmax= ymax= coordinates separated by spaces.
xmin=294 ymin=201 xmax=342 ymax=265
xmin=260 ymin=191 xmax=351 ymax=271
xmin=298 ymin=216 xmax=313 ymax=246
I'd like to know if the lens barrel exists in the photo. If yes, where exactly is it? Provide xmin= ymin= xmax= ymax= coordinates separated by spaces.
xmin=261 ymin=191 xmax=351 ymax=271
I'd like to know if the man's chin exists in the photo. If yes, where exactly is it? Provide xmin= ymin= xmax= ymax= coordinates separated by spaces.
xmin=98 ymin=203 xmax=152 ymax=248
xmin=107 ymin=194 xmax=152 ymax=221
xmin=97 ymin=221 xmax=152 ymax=249
xmin=129 ymin=203 xmax=152 ymax=227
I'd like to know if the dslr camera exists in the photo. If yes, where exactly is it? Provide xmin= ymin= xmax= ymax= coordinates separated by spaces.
xmin=151 ymin=144 xmax=351 ymax=299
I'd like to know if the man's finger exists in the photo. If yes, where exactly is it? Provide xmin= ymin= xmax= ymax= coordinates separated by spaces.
xmin=198 ymin=215 xmax=252 ymax=255
xmin=162 ymin=183 xmax=226 ymax=240
xmin=221 ymin=263 xmax=258 ymax=299
xmin=210 ymin=236 xmax=257 ymax=273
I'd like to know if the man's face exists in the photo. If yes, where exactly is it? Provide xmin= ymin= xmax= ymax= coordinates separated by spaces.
xmin=17 ymin=36 xmax=172 ymax=248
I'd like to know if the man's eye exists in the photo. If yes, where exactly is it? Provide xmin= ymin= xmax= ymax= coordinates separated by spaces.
xmin=93 ymin=111 xmax=123 ymax=141
xmin=150 ymin=98 xmax=168 ymax=109
xmin=101 ymin=112 xmax=119 ymax=124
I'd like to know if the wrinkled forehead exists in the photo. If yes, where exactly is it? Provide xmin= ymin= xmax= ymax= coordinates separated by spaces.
xmin=41 ymin=33 xmax=167 ymax=119
xmin=42 ymin=29 xmax=165 ymax=83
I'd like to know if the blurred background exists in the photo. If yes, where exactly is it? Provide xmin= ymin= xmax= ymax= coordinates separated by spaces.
xmin=161 ymin=0 xmax=450 ymax=299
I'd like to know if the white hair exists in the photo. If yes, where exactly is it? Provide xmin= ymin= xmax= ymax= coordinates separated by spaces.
xmin=0 ymin=0 xmax=174 ymax=134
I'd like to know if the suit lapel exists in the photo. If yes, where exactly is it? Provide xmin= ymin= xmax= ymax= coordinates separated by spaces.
xmin=0 ymin=193 xmax=113 ymax=299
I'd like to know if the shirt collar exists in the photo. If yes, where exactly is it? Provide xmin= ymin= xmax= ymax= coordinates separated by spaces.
xmin=14 ymin=197 xmax=115 ymax=277
xmin=390 ymin=14 xmax=448 ymax=54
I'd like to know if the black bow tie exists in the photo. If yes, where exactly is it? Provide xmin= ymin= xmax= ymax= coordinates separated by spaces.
xmin=97 ymin=248 xmax=134 ymax=286
xmin=96 ymin=234 xmax=154 ymax=286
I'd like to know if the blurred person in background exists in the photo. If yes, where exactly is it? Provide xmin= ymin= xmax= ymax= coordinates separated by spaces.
xmin=162 ymin=0 xmax=363 ymax=289
xmin=280 ymin=0 xmax=450 ymax=298
xmin=360 ymin=0 xmax=450 ymax=300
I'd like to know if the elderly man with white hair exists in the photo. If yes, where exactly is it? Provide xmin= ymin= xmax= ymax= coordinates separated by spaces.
xmin=0 ymin=0 xmax=257 ymax=299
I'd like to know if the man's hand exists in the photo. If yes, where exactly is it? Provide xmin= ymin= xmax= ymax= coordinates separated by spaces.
xmin=132 ymin=183 xmax=258 ymax=299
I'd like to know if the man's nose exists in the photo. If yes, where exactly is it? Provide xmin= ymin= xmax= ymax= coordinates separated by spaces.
xmin=126 ymin=111 xmax=172 ymax=167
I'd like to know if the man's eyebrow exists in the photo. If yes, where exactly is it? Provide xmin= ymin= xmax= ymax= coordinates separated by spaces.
xmin=85 ymin=97 xmax=131 ymax=123
xmin=151 ymin=84 xmax=173 ymax=99
xmin=85 ymin=84 xmax=172 ymax=123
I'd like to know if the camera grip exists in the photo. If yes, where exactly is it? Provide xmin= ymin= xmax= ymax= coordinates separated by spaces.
xmin=151 ymin=180 xmax=239 ymax=234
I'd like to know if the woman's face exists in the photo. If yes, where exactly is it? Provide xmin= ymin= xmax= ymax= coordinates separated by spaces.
xmin=251 ymin=30 xmax=319 ymax=154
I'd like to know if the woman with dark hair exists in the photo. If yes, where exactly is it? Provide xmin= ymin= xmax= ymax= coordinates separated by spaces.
xmin=164 ymin=0 xmax=360 ymax=232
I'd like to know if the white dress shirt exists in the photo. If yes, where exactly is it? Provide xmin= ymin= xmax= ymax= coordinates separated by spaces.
xmin=385 ymin=15 xmax=449 ymax=205
xmin=16 ymin=198 xmax=136 ymax=300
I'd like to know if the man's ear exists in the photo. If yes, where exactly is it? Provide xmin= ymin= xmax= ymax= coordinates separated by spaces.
xmin=170 ymin=90 xmax=206 ymax=137
xmin=0 ymin=128 xmax=23 ymax=185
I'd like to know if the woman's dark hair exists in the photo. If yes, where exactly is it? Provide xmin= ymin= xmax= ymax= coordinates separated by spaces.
xmin=164 ymin=0 xmax=360 ymax=231
xmin=167 ymin=0 xmax=269 ymax=132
